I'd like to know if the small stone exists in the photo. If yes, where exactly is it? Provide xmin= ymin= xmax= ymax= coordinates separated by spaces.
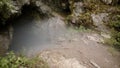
xmin=90 ymin=60 xmax=100 ymax=68
xmin=101 ymin=33 xmax=111 ymax=39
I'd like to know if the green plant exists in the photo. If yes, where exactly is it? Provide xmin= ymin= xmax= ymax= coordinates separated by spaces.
xmin=0 ymin=0 xmax=16 ymax=24
xmin=66 ymin=12 xmax=93 ymax=29
xmin=0 ymin=52 xmax=49 ymax=68
xmin=107 ymin=14 xmax=120 ymax=51
xmin=111 ymin=31 xmax=120 ymax=50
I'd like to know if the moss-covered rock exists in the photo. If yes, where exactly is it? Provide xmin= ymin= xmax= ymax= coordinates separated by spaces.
xmin=101 ymin=0 xmax=119 ymax=5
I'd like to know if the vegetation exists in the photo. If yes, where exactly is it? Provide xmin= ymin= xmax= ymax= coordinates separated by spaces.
xmin=65 ymin=0 xmax=120 ymax=51
xmin=0 ymin=52 xmax=49 ymax=68
xmin=66 ymin=0 xmax=104 ymax=29
xmin=0 ymin=0 xmax=16 ymax=25
xmin=107 ymin=14 xmax=120 ymax=51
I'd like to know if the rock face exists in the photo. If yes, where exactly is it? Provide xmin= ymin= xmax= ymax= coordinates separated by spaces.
xmin=101 ymin=0 xmax=119 ymax=5
xmin=0 ymin=33 xmax=10 ymax=55
xmin=12 ymin=0 xmax=71 ymax=14
xmin=91 ymin=13 xmax=109 ymax=32
xmin=72 ymin=2 xmax=84 ymax=16
xmin=0 ymin=0 xmax=85 ymax=23
xmin=0 ymin=26 xmax=13 ymax=55
xmin=41 ymin=0 xmax=70 ymax=11
xmin=11 ymin=0 xmax=54 ymax=17
xmin=0 ymin=0 xmax=65 ymax=55
xmin=101 ymin=0 xmax=113 ymax=4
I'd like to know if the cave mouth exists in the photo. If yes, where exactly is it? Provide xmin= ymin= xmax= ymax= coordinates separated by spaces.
xmin=20 ymin=4 xmax=47 ymax=20
xmin=8 ymin=3 xmax=67 ymax=56
xmin=21 ymin=4 xmax=42 ymax=16
xmin=8 ymin=4 xmax=49 ymax=56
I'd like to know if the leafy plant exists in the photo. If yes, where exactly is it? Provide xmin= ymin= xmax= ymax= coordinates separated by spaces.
xmin=0 ymin=52 xmax=49 ymax=68
xmin=0 ymin=0 xmax=16 ymax=24
xmin=107 ymin=14 xmax=120 ymax=51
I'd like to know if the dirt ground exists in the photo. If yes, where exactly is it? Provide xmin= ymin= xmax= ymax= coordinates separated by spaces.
xmin=39 ymin=31 xmax=120 ymax=68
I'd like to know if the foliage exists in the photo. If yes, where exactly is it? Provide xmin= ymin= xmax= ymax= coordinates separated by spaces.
xmin=107 ymin=14 xmax=120 ymax=51
xmin=66 ymin=12 xmax=93 ymax=29
xmin=0 ymin=52 xmax=49 ymax=68
xmin=66 ymin=0 xmax=110 ymax=29
xmin=0 ymin=0 xmax=16 ymax=24
xmin=109 ymin=15 xmax=120 ymax=31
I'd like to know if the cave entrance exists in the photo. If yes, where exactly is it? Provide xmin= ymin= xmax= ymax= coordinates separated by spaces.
xmin=9 ymin=3 xmax=67 ymax=56
xmin=9 ymin=4 xmax=48 ymax=56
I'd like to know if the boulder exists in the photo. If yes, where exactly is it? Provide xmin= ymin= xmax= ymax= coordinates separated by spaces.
xmin=101 ymin=0 xmax=119 ymax=5
xmin=91 ymin=13 xmax=109 ymax=32
xmin=101 ymin=0 xmax=113 ymax=4
xmin=72 ymin=2 xmax=85 ymax=16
